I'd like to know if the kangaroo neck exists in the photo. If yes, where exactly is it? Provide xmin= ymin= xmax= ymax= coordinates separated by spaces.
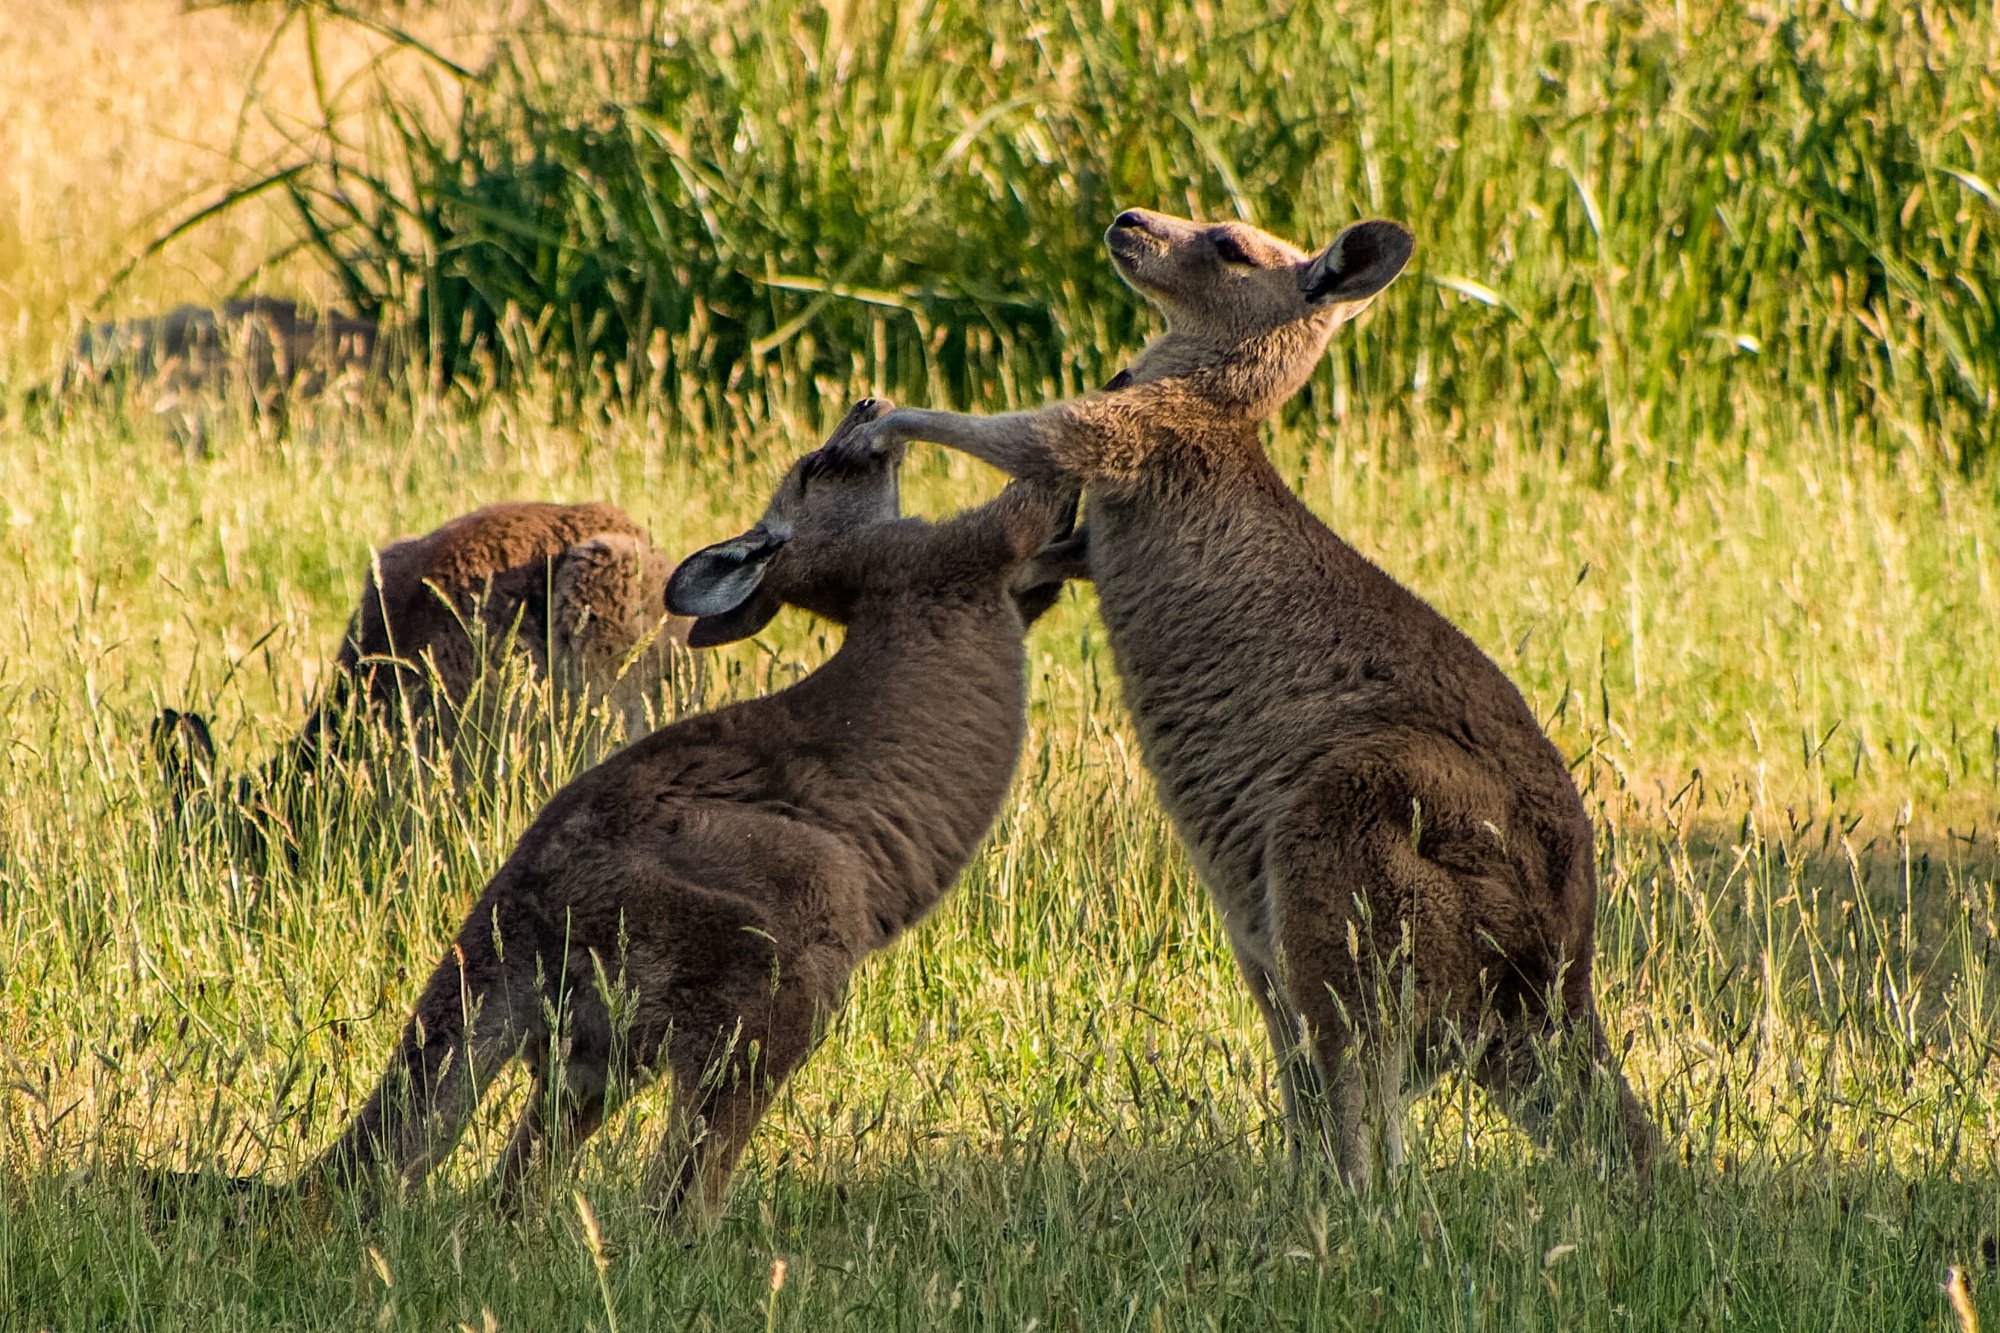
xmin=1124 ymin=314 xmax=1336 ymax=420
xmin=778 ymin=600 xmax=1029 ymax=916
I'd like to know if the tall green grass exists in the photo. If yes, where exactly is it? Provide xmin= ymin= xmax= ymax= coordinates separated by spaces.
xmin=241 ymin=0 xmax=1999 ymax=465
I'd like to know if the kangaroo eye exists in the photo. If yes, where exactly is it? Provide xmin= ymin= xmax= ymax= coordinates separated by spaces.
xmin=1212 ymin=235 xmax=1253 ymax=266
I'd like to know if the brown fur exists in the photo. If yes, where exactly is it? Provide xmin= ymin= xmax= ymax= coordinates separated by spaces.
xmin=154 ymin=501 xmax=699 ymax=864
xmin=164 ymin=400 xmax=1082 ymax=1224
xmin=833 ymin=209 xmax=1661 ymax=1184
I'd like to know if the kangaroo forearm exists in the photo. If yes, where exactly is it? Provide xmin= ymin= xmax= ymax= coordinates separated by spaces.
xmin=941 ymin=478 xmax=1080 ymax=567
xmin=886 ymin=396 xmax=1156 ymax=485
xmin=884 ymin=407 xmax=1070 ymax=481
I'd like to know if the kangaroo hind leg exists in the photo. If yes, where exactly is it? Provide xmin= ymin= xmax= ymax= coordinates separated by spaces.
xmin=1265 ymin=830 xmax=1427 ymax=1192
xmin=1225 ymin=932 xmax=1333 ymax=1172
xmin=489 ymin=1052 xmax=617 ymax=1207
xmin=648 ymin=949 xmax=839 ymax=1231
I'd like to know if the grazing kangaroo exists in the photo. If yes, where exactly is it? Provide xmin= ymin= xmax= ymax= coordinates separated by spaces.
xmin=68 ymin=296 xmax=382 ymax=400
xmin=155 ymin=501 xmax=698 ymax=864
xmin=65 ymin=296 xmax=384 ymax=446
xmin=830 ymin=209 xmax=1661 ymax=1184
xmin=158 ymin=400 xmax=1084 ymax=1223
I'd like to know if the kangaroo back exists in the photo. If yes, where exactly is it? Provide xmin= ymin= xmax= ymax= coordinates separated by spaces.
xmin=152 ymin=503 xmax=698 ymax=869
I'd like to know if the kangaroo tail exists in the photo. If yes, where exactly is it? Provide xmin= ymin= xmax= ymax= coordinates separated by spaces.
xmin=307 ymin=933 xmax=523 ymax=1209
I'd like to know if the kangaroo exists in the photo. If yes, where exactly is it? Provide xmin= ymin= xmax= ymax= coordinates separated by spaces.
xmin=155 ymin=501 xmax=699 ymax=866
xmin=65 ymin=296 xmax=384 ymax=446
xmin=829 ymin=209 xmax=1661 ymax=1185
xmin=154 ymin=399 xmax=1084 ymax=1223
xmin=68 ymin=296 xmax=381 ymax=399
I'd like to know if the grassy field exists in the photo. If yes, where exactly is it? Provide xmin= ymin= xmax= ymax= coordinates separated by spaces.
xmin=3 ymin=1 xmax=1998 ymax=1329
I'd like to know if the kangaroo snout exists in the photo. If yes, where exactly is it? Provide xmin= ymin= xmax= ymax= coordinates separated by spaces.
xmin=1106 ymin=209 xmax=1169 ymax=252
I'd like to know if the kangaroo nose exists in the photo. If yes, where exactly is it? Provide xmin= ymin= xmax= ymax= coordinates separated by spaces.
xmin=1112 ymin=210 xmax=1149 ymax=232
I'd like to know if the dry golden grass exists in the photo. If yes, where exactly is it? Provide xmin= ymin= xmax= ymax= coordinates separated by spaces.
xmin=0 ymin=0 xmax=506 ymax=370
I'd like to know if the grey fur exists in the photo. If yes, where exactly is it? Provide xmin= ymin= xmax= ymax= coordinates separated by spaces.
xmin=70 ymin=296 xmax=379 ymax=390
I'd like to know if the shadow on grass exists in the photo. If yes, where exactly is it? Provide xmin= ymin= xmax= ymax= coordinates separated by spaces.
xmin=1604 ymin=812 xmax=1999 ymax=985
xmin=1615 ymin=805 xmax=1999 ymax=899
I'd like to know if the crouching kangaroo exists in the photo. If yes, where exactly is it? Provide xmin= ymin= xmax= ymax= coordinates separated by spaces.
xmin=157 ymin=400 xmax=1083 ymax=1223
xmin=155 ymin=501 xmax=699 ymax=866
xmin=831 ymin=210 xmax=1661 ymax=1185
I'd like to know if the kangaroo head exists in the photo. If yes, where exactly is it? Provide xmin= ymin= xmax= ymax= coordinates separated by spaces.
xmin=151 ymin=708 xmax=219 ymax=799
xmin=666 ymin=399 xmax=905 ymax=646
xmin=1104 ymin=209 xmax=1414 ymax=417
xmin=550 ymin=534 xmax=691 ymax=684
xmin=553 ymin=535 xmax=673 ymax=635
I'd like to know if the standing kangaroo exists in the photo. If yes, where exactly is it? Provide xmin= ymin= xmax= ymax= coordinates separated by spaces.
xmin=155 ymin=502 xmax=699 ymax=865
xmin=830 ymin=209 xmax=1660 ymax=1184
xmin=158 ymin=400 xmax=1083 ymax=1222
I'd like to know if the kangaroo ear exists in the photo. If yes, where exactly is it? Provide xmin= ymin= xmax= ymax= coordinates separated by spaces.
xmin=1300 ymin=220 xmax=1414 ymax=308
xmin=1009 ymin=526 xmax=1091 ymax=626
xmin=552 ymin=534 xmax=644 ymax=646
xmin=1024 ymin=526 xmax=1091 ymax=586
xmin=686 ymin=590 xmax=784 ymax=648
xmin=666 ymin=529 xmax=788 ymax=617
xmin=993 ymin=481 xmax=1082 ymax=561
xmin=666 ymin=529 xmax=789 ymax=645
xmin=151 ymin=708 xmax=217 ymax=788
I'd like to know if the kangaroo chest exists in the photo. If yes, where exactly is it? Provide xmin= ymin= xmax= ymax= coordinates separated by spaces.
xmin=1085 ymin=491 xmax=1362 ymax=903
xmin=1086 ymin=468 xmax=1589 ymax=957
